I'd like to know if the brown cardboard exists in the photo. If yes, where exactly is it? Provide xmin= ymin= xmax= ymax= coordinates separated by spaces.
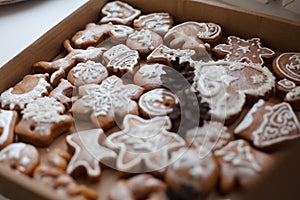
xmin=0 ymin=0 xmax=300 ymax=199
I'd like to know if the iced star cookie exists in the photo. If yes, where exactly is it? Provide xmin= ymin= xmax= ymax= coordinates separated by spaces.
xmin=67 ymin=60 xmax=108 ymax=86
xmin=66 ymin=129 xmax=116 ymax=181
xmin=108 ymin=174 xmax=168 ymax=200
xmin=0 ymin=109 xmax=18 ymax=150
xmin=133 ymin=12 xmax=174 ymax=36
xmin=212 ymin=36 xmax=276 ymax=65
xmin=272 ymin=52 xmax=300 ymax=84
xmin=166 ymin=148 xmax=219 ymax=197
xmin=275 ymin=78 xmax=297 ymax=99
xmin=234 ymin=99 xmax=300 ymax=149
xmin=15 ymin=97 xmax=73 ymax=147
xmin=0 ymin=74 xmax=51 ymax=111
xmin=72 ymin=76 xmax=144 ymax=130
xmin=138 ymin=88 xmax=178 ymax=118
xmin=105 ymin=114 xmax=185 ymax=173
xmin=185 ymin=121 xmax=232 ymax=152
xmin=100 ymin=1 xmax=141 ymax=25
xmin=214 ymin=140 xmax=275 ymax=193
xmin=192 ymin=60 xmax=275 ymax=124
xmin=126 ymin=29 xmax=163 ymax=57
xmin=0 ymin=143 xmax=40 ymax=176
xmin=33 ymin=40 xmax=106 ymax=86
xmin=285 ymin=86 xmax=300 ymax=111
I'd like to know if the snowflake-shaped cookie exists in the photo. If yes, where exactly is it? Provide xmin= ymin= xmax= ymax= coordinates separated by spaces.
xmin=105 ymin=114 xmax=185 ymax=173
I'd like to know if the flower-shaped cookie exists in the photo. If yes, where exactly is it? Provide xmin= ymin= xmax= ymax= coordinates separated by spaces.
xmin=72 ymin=75 xmax=144 ymax=130
xmin=105 ymin=114 xmax=185 ymax=173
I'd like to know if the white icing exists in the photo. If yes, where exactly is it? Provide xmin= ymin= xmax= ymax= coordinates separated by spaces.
xmin=110 ymin=25 xmax=134 ymax=40
xmin=196 ymin=22 xmax=221 ymax=40
xmin=0 ymin=75 xmax=50 ymax=110
xmin=72 ymin=47 xmax=106 ymax=62
xmin=129 ymin=29 xmax=155 ymax=50
xmin=22 ymin=97 xmax=68 ymax=123
xmin=251 ymin=74 xmax=264 ymax=84
xmin=0 ymin=143 xmax=26 ymax=161
xmin=50 ymin=67 xmax=64 ymax=85
xmin=0 ymin=110 xmax=14 ymax=146
xmin=276 ymin=53 xmax=300 ymax=83
xmin=277 ymin=79 xmax=296 ymax=89
xmin=138 ymin=63 xmax=166 ymax=79
xmin=20 ymin=156 xmax=30 ymax=166
xmin=286 ymin=86 xmax=300 ymax=101
xmin=107 ymin=50 xmax=139 ymax=72
xmin=103 ymin=44 xmax=131 ymax=62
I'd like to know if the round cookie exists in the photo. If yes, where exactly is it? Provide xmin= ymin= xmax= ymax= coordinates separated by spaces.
xmin=196 ymin=22 xmax=222 ymax=45
xmin=275 ymin=78 xmax=296 ymax=99
xmin=272 ymin=52 xmax=300 ymax=84
xmin=126 ymin=29 xmax=163 ymax=57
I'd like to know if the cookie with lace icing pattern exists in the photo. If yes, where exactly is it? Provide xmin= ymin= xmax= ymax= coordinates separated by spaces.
xmin=234 ymin=99 xmax=300 ymax=149
xmin=192 ymin=60 xmax=275 ymax=124
xmin=72 ymin=76 xmax=144 ymax=130
xmin=66 ymin=129 xmax=117 ymax=181
xmin=272 ymin=52 xmax=300 ymax=84
xmin=105 ymin=114 xmax=185 ymax=173
xmin=285 ymin=86 xmax=300 ymax=111
xmin=15 ymin=97 xmax=73 ymax=147
xmin=103 ymin=44 xmax=131 ymax=64
xmin=100 ymin=1 xmax=141 ymax=25
xmin=214 ymin=139 xmax=275 ymax=193
xmin=0 ymin=109 xmax=18 ymax=150
xmin=275 ymin=78 xmax=297 ymax=99
xmin=212 ymin=36 xmax=275 ymax=65
xmin=0 ymin=143 xmax=40 ymax=176
xmin=133 ymin=12 xmax=174 ymax=36
xmin=67 ymin=60 xmax=108 ymax=86
xmin=0 ymin=74 xmax=51 ymax=111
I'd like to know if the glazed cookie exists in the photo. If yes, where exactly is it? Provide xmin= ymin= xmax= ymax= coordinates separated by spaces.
xmin=133 ymin=12 xmax=174 ymax=36
xmin=0 ymin=74 xmax=51 ymax=110
xmin=0 ymin=143 xmax=40 ymax=176
xmin=67 ymin=60 xmax=108 ymax=86
xmin=108 ymin=174 xmax=168 ymax=200
xmin=285 ymin=86 xmax=300 ymax=111
xmin=185 ymin=121 xmax=232 ymax=152
xmin=138 ymin=88 xmax=178 ymax=118
xmin=234 ymin=99 xmax=300 ymax=149
xmin=105 ymin=114 xmax=185 ymax=173
xmin=33 ymin=40 xmax=106 ymax=86
xmin=66 ymin=129 xmax=117 ymax=181
xmin=103 ymin=44 xmax=131 ymax=63
xmin=100 ymin=1 xmax=141 ymax=25
xmin=272 ymin=52 xmax=300 ymax=84
xmin=275 ymin=78 xmax=296 ymax=99
xmin=214 ymin=139 xmax=275 ymax=193
xmin=49 ymin=79 xmax=76 ymax=110
xmin=72 ymin=75 xmax=144 ymax=130
xmin=196 ymin=22 xmax=222 ymax=45
xmin=212 ymin=36 xmax=276 ymax=65
xmin=164 ymin=21 xmax=211 ymax=60
xmin=109 ymin=24 xmax=134 ymax=43
xmin=192 ymin=60 xmax=275 ymax=124
xmin=126 ymin=29 xmax=163 ymax=57
xmin=166 ymin=148 xmax=219 ymax=197
xmin=15 ymin=97 xmax=73 ymax=147
xmin=0 ymin=109 xmax=18 ymax=150
xmin=71 ymin=23 xmax=113 ymax=49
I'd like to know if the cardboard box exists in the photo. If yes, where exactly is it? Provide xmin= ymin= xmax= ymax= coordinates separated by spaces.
xmin=0 ymin=0 xmax=300 ymax=199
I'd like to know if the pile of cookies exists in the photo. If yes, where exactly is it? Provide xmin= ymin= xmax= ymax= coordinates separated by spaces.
xmin=0 ymin=1 xmax=300 ymax=199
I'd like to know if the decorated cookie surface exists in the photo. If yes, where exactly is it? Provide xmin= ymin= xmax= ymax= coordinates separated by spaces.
xmin=276 ymin=78 xmax=297 ymax=99
xmin=0 ymin=109 xmax=18 ymax=150
xmin=285 ymin=86 xmax=300 ymax=111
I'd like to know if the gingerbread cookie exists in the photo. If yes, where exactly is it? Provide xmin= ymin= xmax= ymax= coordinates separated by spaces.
xmin=0 ymin=109 xmax=18 ymax=150
xmin=138 ymin=88 xmax=178 ymax=118
xmin=164 ymin=22 xmax=211 ymax=60
xmin=192 ymin=60 xmax=275 ymax=124
xmin=103 ymin=44 xmax=131 ymax=63
xmin=71 ymin=23 xmax=113 ymax=49
xmin=67 ymin=60 xmax=108 ymax=86
xmin=214 ymin=139 xmax=275 ymax=193
xmin=166 ymin=148 xmax=219 ymax=196
xmin=126 ymin=29 xmax=163 ymax=57
xmin=100 ymin=1 xmax=141 ymax=25
xmin=109 ymin=24 xmax=134 ymax=43
xmin=234 ymin=99 xmax=300 ymax=149
xmin=0 ymin=74 xmax=51 ymax=110
xmin=105 ymin=114 xmax=185 ymax=173
xmin=49 ymin=79 xmax=76 ymax=110
xmin=0 ymin=143 xmax=40 ymax=176
xmin=15 ymin=97 xmax=73 ymax=147
xmin=147 ymin=44 xmax=196 ymax=66
xmin=276 ymin=78 xmax=297 ymax=99
xmin=196 ymin=22 xmax=222 ymax=45
xmin=66 ymin=128 xmax=117 ymax=181
xmin=285 ymin=86 xmax=300 ymax=111
xmin=108 ymin=174 xmax=168 ymax=200
xmin=212 ymin=36 xmax=276 ymax=65
xmin=272 ymin=52 xmax=300 ymax=84
xmin=72 ymin=76 xmax=144 ymax=130
xmin=185 ymin=121 xmax=232 ymax=152
xmin=133 ymin=12 xmax=174 ymax=36
xmin=133 ymin=63 xmax=168 ymax=90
